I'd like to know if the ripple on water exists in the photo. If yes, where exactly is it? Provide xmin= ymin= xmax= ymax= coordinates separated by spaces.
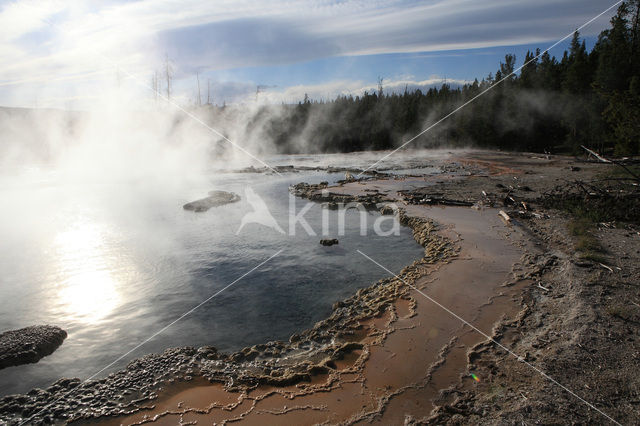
xmin=0 ymin=171 xmax=424 ymax=396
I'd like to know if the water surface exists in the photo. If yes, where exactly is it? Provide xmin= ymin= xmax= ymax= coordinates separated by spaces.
xmin=0 ymin=162 xmax=426 ymax=396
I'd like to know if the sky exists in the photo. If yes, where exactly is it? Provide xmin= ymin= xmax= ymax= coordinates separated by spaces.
xmin=0 ymin=0 xmax=621 ymax=109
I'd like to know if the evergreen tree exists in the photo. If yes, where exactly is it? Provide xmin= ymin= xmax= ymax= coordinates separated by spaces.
xmin=564 ymin=32 xmax=592 ymax=93
xmin=241 ymin=1 xmax=640 ymax=157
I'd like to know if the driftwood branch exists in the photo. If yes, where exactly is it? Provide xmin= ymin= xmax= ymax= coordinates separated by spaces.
xmin=581 ymin=145 xmax=611 ymax=163
xmin=581 ymin=145 xmax=640 ymax=183
xmin=599 ymin=263 xmax=613 ymax=272
xmin=537 ymin=282 xmax=550 ymax=292
xmin=498 ymin=210 xmax=511 ymax=223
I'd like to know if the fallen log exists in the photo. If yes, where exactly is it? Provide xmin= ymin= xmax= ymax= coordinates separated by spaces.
xmin=581 ymin=145 xmax=611 ymax=163
xmin=581 ymin=145 xmax=640 ymax=182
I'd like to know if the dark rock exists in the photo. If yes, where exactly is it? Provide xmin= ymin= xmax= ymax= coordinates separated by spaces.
xmin=183 ymin=190 xmax=240 ymax=212
xmin=379 ymin=205 xmax=397 ymax=215
xmin=320 ymin=239 xmax=339 ymax=246
xmin=275 ymin=165 xmax=296 ymax=173
xmin=0 ymin=325 xmax=67 ymax=370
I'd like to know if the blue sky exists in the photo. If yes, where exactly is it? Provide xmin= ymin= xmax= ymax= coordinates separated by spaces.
xmin=203 ymin=37 xmax=599 ymax=102
xmin=0 ymin=0 xmax=619 ymax=108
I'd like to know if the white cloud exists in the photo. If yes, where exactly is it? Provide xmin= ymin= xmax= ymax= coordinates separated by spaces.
xmin=0 ymin=0 xmax=617 ymax=108
xmin=0 ymin=1 xmax=64 ymax=42
xmin=253 ymin=76 xmax=469 ymax=104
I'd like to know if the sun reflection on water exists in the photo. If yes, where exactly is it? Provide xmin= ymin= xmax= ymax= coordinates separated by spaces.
xmin=53 ymin=222 xmax=121 ymax=323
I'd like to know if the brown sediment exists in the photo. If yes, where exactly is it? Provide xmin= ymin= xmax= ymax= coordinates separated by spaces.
xmin=455 ymin=158 xmax=523 ymax=176
xmin=91 ymin=174 xmax=538 ymax=425
xmin=18 ymin=204 xmax=450 ymax=425
xmin=136 ymin=152 xmax=638 ymax=425
xmin=4 ymin=151 xmax=637 ymax=425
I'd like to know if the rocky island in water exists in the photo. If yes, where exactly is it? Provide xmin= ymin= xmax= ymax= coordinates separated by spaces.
xmin=0 ymin=326 xmax=67 ymax=370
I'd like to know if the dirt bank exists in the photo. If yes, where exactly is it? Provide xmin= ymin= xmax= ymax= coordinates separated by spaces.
xmin=3 ymin=150 xmax=638 ymax=425
xmin=320 ymin=151 xmax=639 ymax=424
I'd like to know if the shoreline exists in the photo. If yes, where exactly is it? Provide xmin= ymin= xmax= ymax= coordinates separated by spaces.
xmin=82 ymin=155 xmax=539 ymax=425
xmin=0 ymin=177 xmax=456 ymax=425
xmin=88 ymin=204 xmax=529 ymax=425
xmin=2 ymin=150 xmax=638 ymax=424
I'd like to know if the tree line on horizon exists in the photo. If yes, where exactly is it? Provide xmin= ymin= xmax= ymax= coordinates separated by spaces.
xmin=242 ymin=1 xmax=639 ymax=156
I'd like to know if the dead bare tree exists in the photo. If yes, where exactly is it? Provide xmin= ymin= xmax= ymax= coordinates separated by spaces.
xmin=164 ymin=54 xmax=173 ymax=101
xmin=196 ymin=72 xmax=202 ymax=106
xmin=116 ymin=66 xmax=122 ymax=88
xmin=207 ymin=79 xmax=211 ymax=105
xmin=151 ymin=71 xmax=159 ymax=102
